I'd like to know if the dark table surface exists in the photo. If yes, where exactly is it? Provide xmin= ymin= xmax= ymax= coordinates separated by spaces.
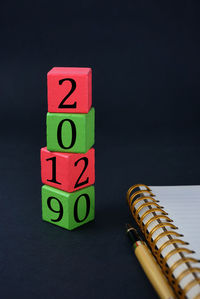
xmin=2 ymin=1 xmax=200 ymax=298
xmin=1 ymin=130 xmax=200 ymax=299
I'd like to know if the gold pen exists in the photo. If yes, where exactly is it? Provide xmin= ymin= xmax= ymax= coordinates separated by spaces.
xmin=126 ymin=224 xmax=176 ymax=299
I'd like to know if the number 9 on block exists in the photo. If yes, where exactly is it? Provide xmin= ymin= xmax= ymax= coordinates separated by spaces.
xmin=42 ymin=185 xmax=95 ymax=230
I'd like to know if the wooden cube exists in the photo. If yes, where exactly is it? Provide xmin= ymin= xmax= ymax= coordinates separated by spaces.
xmin=46 ymin=108 xmax=95 ymax=153
xmin=41 ymin=147 xmax=95 ymax=193
xmin=41 ymin=185 xmax=95 ymax=230
xmin=47 ymin=67 xmax=92 ymax=114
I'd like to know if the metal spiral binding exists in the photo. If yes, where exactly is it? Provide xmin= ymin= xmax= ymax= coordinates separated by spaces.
xmin=127 ymin=184 xmax=200 ymax=299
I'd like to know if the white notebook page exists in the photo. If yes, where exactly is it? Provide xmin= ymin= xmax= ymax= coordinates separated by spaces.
xmin=149 ymin=185 xmax=200 ymax=298
xmin=150 ymin=186 xmax=200 ymax=258
xmin=135 ymin=186 xmax=200 ymax=299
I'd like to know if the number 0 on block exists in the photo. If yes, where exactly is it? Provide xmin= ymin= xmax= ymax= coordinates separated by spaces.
xmin=46 ymin=108 xmax=95 ymax=153
xmin=42 ymin=185 xmax=95 ymax=230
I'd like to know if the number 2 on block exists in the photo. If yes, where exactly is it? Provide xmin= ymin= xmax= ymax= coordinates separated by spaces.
xmin=58 ymin=78 xmax=76 ymax=109
xmin=74 ymin=157 xmax=89 ymax=189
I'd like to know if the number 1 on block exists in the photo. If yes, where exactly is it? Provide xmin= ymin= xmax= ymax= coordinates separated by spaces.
xmin=41 ymin=147 xmax=95 ymax=193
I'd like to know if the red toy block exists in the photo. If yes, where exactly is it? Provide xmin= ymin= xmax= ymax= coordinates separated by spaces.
xmin=47 ymin=67 xmax=92 ymax=114
xmin=41 ymin=147 xmax=95 ymax=193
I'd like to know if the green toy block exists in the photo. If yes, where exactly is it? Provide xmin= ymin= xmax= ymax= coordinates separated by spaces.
xmin=41 ymin=184 xmax=95 ymax=230
xmin=46 ymin=107 xmax=95 ymax=153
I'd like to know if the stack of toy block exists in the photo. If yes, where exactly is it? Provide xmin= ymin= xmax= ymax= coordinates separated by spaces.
xmin=40 ymin=67 xmax=95 ymax=230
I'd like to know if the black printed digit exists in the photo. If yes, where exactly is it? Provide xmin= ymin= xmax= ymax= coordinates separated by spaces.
xmin=46 ymin=157 xmax=61 ymax=185
xmin=74 ymin=157 xmax=89 ymax=189
xmin=74 ymin=194 xmax=90 ymax=223
xmin=57 ymin=119 xmax=76 ymax=149
xmin=58 ymin=78 xmax=77 ymax=108
xmin=47 ymin=197 xmax=63 ymax=222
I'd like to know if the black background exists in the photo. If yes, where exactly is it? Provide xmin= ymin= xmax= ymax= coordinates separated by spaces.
xmin=1 ymin=1 xmax=200 ymax=298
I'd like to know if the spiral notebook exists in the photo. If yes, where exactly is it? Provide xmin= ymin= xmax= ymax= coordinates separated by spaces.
xmin=127 ymin=184 xmax=200 ymax=299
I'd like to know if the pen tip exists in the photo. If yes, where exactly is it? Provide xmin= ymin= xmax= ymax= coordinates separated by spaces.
xmin=126 ymin=223 xmax=132 ymax=230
